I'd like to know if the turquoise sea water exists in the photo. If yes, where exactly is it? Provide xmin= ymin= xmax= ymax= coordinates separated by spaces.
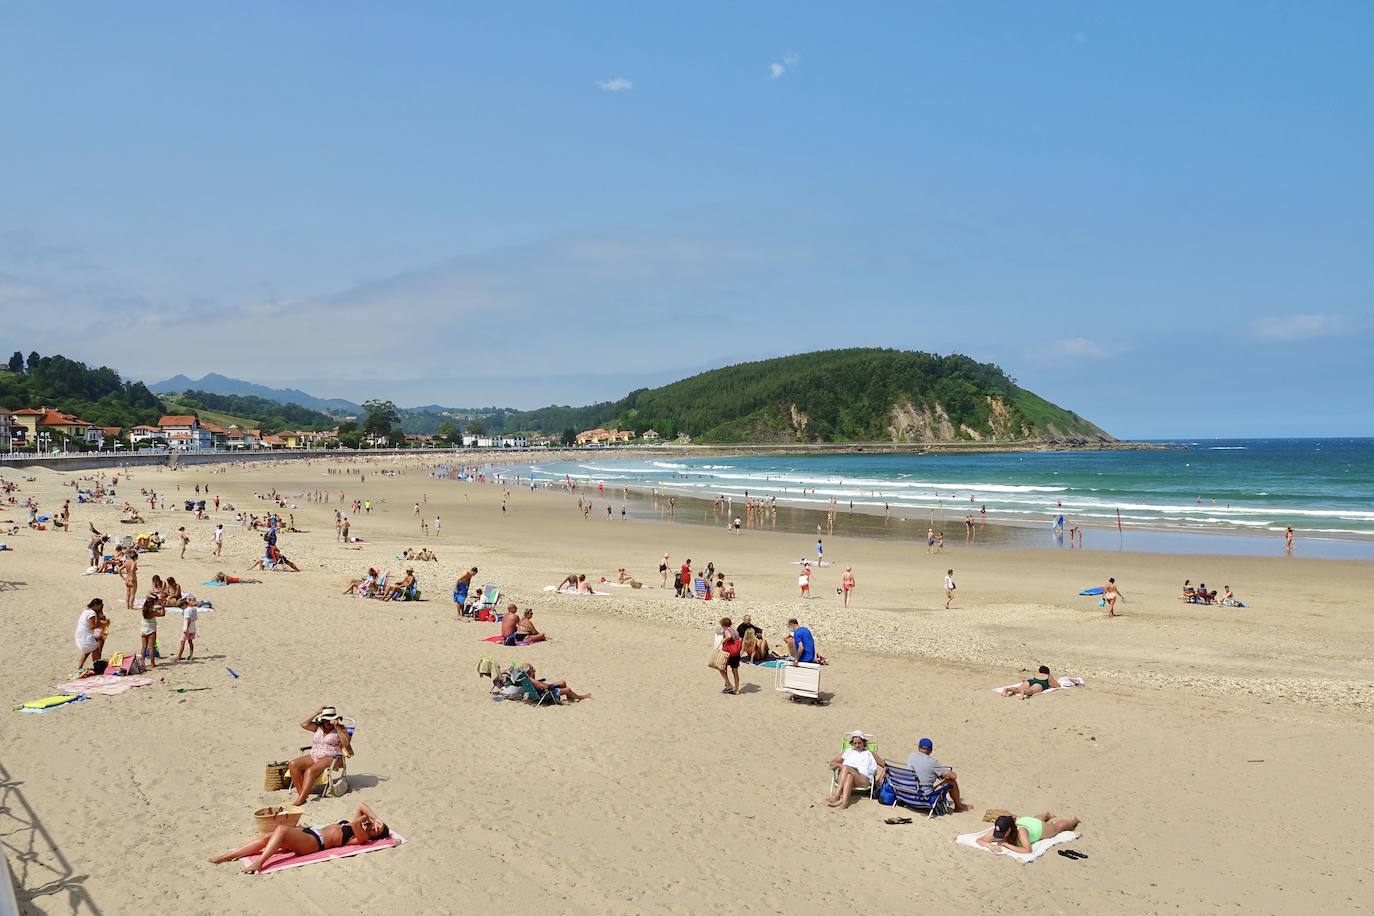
xmin=522 ymin=439 xmax=1374 ymax=559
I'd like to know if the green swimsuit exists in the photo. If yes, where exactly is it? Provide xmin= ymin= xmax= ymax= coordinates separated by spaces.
xmin=1015 ymin=817 xmax=1044 ymax=845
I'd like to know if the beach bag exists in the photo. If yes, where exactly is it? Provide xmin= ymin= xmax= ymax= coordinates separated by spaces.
xmin=707 ymin=648 xmax=727 ymax=671
xmin=1098 ymin=598 xmax=1106 ymax=607
xmin=476 ymin=657 xmax=496 ymax=678
xmin=324 ymin=765 xmax=349 ymax=798
xmin=264 ymin=761 xmax=289 ymax=791
xmin=878 ymin=780 xmax=897 ymax=806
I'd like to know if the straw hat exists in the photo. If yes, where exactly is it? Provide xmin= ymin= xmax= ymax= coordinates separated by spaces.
xmin=314 ymin=706 xmax=341 ymax=723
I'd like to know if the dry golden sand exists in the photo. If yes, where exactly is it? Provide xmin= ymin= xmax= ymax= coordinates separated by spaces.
xmin=1 ymin=458 xmax=1371 ymax=915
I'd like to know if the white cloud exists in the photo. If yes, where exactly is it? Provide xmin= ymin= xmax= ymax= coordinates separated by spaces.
xmin=1249 ymin=314 xmax=1343 ymax=342
xmin=596 ymin=76 xmax=634 ymax=92
xmin=769 ymin=53 xmax=799 ymax=79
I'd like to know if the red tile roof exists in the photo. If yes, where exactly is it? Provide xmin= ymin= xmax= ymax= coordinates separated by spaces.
xmin=158 ymin=415 xmax=198 ymax=427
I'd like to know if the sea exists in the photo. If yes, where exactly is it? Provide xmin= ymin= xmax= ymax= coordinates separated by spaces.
xmin=514 ymin=438 xmax=1374 ymax=560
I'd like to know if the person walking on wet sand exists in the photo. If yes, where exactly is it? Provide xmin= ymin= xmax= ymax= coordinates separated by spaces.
xmin=840 ymin=566 xmax=855 ymax=608
xmin=943 ymin=569 xmax=956 ymax=609
xmin=1103 ymin=577 xmax=1124 ymax=616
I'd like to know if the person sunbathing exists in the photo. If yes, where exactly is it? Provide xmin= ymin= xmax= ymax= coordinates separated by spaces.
xmin=1000 ymin=665 xmax=1058 ymax=699
xmin=737 ymin=615 xmax=771 ymax=660
xmin=343 ymin=569 xmax=378 ymax=595
xmin=1220 ymin=585 xmax=1246 ymax=607
xmin=284 ymin=707 xmax=352 ymax=807
xmin=826 ymin=731 xmax=885 ymax=809
xmin=554 ymin=572 xmax=578 ymax=592
xmin=210 ymin=802 xmax=389 ymax=874
xmin=383 ymin=569 xmax=416 ymax=600
xmin=976 ymin=811 xmax=1079 ymax=854
xmin=574 ymin=574 xmax=595 ymax=594
xmin=521 ymin=663 xmax=590 ymax=701
xmin=516 ymin=608 xmax=547 ymax=643
xmin=215 ymin=572 xmax=262 ymax=584
xmin=615 ymin=567 xmax=633 ymax=584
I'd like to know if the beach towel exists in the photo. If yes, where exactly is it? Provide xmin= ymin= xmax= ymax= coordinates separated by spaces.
xmin=752 ymin=659 xmax=792 ymax=669
xmin=993 ymin=677 xmax=1085 ymax=695
xmin=482 ymin=635 xmax=531 ymax=646
xmin=543 ymin=586 xmax=608 ymax=597
xmin=16 ymin=694 xmax=85 ymax=713
xmin=53 ymin=675 xmax=155 ymax=696
xmin=241 ymin=833 xmax=406 ymax=874
xmin=956 ymin=828 xmax=1079 ymax=864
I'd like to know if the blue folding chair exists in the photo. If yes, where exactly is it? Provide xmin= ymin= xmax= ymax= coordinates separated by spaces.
xmin=882 ymin=764 xmax=953 ymax=818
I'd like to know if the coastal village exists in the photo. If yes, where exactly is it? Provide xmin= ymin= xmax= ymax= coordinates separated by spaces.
xmin=0 ymin=406 xmax=667 ymax=453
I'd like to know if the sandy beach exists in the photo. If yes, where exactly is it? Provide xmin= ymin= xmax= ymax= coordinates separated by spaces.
xmin=2 ymin=456 xmax=1371 ymax=915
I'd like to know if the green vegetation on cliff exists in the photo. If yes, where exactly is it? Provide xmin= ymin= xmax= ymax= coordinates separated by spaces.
xmin=485 ymin=348 xmax=1110 ymax=444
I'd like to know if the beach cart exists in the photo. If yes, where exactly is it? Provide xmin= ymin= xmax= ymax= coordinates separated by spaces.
xmin=775 ymin=662 xmax=822 ymax=701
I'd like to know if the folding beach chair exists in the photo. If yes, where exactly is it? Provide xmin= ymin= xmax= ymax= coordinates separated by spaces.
xmin=693 ymin=578 xmax=710 ymax=599
xmin=295 ymin=718 xmax=356 ymax=799
xmin=882 ymin=764 xmax=953 ymax=818
xmin=479 ymin=586 xmax=501 ymax=613
xmin=514 ymin=672 xmax=561 ymax=707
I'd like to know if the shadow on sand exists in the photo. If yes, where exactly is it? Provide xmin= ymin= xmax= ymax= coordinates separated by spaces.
xmin=0 ymin=760 xmax=101 ymax=915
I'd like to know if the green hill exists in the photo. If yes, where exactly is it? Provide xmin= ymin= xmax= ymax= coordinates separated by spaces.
xmin=486 ymin=349 xmax=1111 ymax=444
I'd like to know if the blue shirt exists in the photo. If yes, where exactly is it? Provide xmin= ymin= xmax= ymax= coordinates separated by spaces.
xmin=792 ymin=626 xmax=816 ymax=663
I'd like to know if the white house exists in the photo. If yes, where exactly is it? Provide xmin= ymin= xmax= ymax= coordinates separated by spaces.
xmin=157 ymin=414 xmax=214 ymax=450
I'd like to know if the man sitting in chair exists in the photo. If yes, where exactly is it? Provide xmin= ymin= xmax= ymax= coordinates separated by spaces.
xmin=286 ymin=706 xmax=352 ymax=806
xmin=906 ymin=737 xmax=969 ymax=812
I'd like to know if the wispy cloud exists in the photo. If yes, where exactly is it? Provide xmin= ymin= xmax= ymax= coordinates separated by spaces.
xmin=769 ymin=52 xmax=799 ymax=80
xmin=1249 ymin=314 xmax=1344 ymax=342
xmin=1027 ymin=336 xmax=1120 ymax=362
xmin=596 ymin=76 xmax=634 ymax=92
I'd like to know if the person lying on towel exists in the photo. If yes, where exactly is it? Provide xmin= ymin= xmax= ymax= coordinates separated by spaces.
xmin=976 ymin=811 xmax=1079 ymax=854
xmin=210 ymin=802 xmax=390 ymax=874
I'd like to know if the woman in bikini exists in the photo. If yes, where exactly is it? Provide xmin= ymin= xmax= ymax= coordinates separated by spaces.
xmin=1000 ymin=665 xmax=1057 ymax=699
xmin=285 ymin=707 xmax=353 ymax=806
xmin=976 ymin=811 xmax=1079 ymax=854
xmin=209 ymin=802 xmax=389 ymax=874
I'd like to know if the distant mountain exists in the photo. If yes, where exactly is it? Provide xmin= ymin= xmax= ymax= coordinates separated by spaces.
xmin=148 ymin=373 xmax=362 ymax=414
xmin=483 ymin=348 xmax=1113 ymax=444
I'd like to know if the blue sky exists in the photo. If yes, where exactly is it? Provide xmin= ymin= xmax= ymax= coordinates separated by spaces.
xmin=1 ymin=2 xmax=1370 ymax=437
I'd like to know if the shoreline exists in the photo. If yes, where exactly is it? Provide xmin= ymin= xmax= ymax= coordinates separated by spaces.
xmin=464 ymin=459 xmax=1374 ymax=561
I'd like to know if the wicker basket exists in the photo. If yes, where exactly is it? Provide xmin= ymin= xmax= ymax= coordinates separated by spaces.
xmin=263 ymin=761 xmax=289 ymax=791
xmin=254 ymin=806 xmax=303 ymax=834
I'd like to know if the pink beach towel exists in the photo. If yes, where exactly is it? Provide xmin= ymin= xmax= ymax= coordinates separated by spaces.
xmin=241 ymin=833 xmax=406 ymax=874
xmin=53 ymin=675 xmax=155 ymax=696
xmin=482 ymin=635 xmax=530 ymax=645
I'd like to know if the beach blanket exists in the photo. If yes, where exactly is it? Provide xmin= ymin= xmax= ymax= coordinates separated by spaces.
xmin=751 ymin=659 xmax=792 ymax=669
xmin=53 ymin=675 xmax=155 ymax=696
xmin=542 ymin=586 xmax=608 ymax=597
xmin=241 ymin=833 xmax=406 ymax=874
xmin=956 ymin=828 xmax=1079 ymax=864
xmin=482 ymin=635 xmax=534 ymax=646
xmin=993 ymin=676 xmax=1085 ymax=695
xmin=16 ymin=694 xmax=85 ymax=713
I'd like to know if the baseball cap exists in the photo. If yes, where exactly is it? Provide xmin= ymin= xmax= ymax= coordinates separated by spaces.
xmin=918 ymin=738 xmax=933 ymax=750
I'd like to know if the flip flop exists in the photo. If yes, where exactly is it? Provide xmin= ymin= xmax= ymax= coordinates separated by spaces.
xmin=1057 ymin=849 xmax=1088 ymax=860
xmin=884 ymin=817 xmax=912 ymax=825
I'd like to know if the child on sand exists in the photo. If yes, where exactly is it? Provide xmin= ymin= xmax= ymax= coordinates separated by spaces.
xmin=139 ymin=595 xmax=166 ymax=668
xmin=176 ymin=602 xmax=198 ymax=661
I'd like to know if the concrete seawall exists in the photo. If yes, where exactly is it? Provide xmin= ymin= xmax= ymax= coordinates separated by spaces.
xmin=0 ymin=448 xmax=462 ymax=473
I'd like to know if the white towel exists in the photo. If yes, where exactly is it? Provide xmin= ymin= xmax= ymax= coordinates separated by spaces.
xmin=956 ymin=829 xmax=1080 ymax=863
xmin=992 ymin=676 xmax=1085 ymax=695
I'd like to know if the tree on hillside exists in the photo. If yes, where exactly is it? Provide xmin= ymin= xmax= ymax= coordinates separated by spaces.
xmin=561 ymin=427 xmax=576 ymax=446
xmin=465 ymin=419 xmax=487 ymax=436
xmin=361 ymin=400 xmax=399 ymax=439
xmin=7 ymin=352 xmax=22 ymax=373
xmin=435 ymin=420 xmax=460 ymax=443
xmin=26 ymin=351 xmax=40 ymax=373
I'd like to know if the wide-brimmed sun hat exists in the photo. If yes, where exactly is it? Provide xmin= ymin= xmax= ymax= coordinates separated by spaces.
xmin=314 ymin=707 xmax=341 ymax=723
